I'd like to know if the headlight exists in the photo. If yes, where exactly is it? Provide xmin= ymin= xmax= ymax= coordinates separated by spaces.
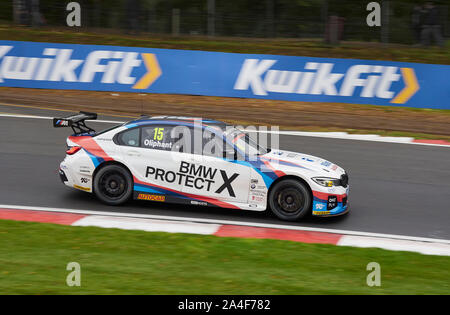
xmin=312 ymin=177 xmax=341 ymax=187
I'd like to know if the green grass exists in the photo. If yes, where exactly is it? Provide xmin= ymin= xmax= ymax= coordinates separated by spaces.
xmin=0 ymin=220 xmax=449 ymax=294
xmin=1 ymin=25 xmax=449 ymax=64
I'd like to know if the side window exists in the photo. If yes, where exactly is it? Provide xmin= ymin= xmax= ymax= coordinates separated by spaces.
xmin=202 ymin=129 xmax=225 ymax=157
xmin=200 ymin=128 xmax=236 ymax=159
xmin=174 ymin=126 xmax=222 ymax=156
xmin=141 ymin=125 xmax=175 ymax=151
xmin=117 ymin=128 xmax=140 ymax=147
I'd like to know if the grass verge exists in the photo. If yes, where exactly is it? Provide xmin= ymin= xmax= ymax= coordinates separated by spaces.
xmin=0 ymin=220 xmax=449 ymax=294
xmin=1 ymin=25 xmax=449 ymax=64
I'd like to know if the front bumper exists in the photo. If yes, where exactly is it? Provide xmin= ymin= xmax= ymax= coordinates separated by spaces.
xmin=314 ymin=205 xmax=350 ymax=217
xmin=311 ymin=189 xmax=349 ymax=216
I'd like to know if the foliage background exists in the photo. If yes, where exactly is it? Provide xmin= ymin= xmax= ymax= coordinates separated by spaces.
xmin=0 ymin=1 xmax=449 ymax=44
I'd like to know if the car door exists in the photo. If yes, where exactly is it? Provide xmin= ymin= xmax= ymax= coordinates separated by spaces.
xmin=180 ymin=126 xmax=251 ymax=204
xmin=116 ymin=124 xmax=188 ymax=195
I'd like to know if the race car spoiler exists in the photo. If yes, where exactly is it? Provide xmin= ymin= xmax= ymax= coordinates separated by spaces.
xmin=53 ymin=111 xmax=98 ymax=135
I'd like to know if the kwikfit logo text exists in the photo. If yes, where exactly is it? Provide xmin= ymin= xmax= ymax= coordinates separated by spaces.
xmin=0 ymin=46 xmax=161 ymax=89
xmin=234 ymin=59 xmax=419 ymax=104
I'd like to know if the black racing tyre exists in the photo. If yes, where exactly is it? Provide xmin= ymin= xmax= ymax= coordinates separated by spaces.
xmin=268 ymin=179 xmax=312 ymax=221
xmin=93 ymin=164 xmax=133 ymax=206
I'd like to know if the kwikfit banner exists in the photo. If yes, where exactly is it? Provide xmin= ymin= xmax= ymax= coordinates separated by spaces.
xmin=0 ymin=40 xmax=449 ymax=109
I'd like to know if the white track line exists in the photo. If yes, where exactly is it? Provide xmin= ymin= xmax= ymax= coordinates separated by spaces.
xmin=73 ymin=215 xmax=221 ymax=235
xmin=337 ymin=235 xmax=450 ymax=256
xmin=1 ymin=204 xmax=449 ymax=245
xmin=1 ymin=112 xmax=449 ymax=147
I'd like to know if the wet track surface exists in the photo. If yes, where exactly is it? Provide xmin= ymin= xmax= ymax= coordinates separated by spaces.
xmin=0 ymin=105 xmax=449 ymax=239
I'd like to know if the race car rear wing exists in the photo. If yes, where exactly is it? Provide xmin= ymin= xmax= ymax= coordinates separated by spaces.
xmin=53 ymin=111 xmax=98 ymax=135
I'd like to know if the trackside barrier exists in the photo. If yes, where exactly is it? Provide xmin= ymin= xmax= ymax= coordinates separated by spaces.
xmin=0 ymin=40 xmax=449 ymax=109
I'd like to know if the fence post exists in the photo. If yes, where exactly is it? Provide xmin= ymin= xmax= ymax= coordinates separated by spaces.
xmin=265 ymin=0 xmax=274 ymax=38
xmin=381 ymin=0 xmax=390 ymax=44
xmin=327 ymin=15 xmax=340 ymax=45
xmin=13 ymin=0 xmax=28 ymax=25
xmin=443 ymin=5 xmax=448 ymax=38
xmin=208 ymin=0 xmax=215 ymax=37
xmin=322 ymin=0 xmax=328 ymax=39
xmin=172 ymin=8 xmax=180 ymax=36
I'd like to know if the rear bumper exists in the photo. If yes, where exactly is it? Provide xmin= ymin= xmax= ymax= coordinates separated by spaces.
xmin=59 ymin=159 xmax=93 ymax=192
xmin=59 ymin=169 xmax=68 ymax=183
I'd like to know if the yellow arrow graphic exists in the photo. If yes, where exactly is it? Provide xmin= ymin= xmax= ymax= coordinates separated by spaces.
xmin=132 ymin=53 xmax=162 ymax=90
xmin=390 ymin=68 xmax=419 ymax=104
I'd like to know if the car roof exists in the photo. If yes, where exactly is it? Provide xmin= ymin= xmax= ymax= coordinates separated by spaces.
xmin=124 ymin=115 xmax=227 ymax=129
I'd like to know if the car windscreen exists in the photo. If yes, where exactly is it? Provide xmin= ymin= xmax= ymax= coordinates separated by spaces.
xmin=224 ymin=128 xmax=269 ymax=156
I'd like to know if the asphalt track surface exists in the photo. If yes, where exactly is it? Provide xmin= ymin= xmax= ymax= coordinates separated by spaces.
xmin=0 ymin=104 xmax=449 ymax=239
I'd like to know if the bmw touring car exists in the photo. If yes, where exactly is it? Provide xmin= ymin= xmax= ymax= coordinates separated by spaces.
xmin=55 ymin=112 xmax=349 ymax=221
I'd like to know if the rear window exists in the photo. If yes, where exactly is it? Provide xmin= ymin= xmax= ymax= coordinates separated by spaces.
xmin=116 ymin=128 xmax=140 ymax=147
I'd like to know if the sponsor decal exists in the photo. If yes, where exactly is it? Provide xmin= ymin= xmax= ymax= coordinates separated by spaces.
xmin=190 ymin=200 xmax=208 ymax=206
xmin=250 ymin=190 xmax=266 ymax=197
xmin=251 ymin=195 xmax=264 ymax=203
xmin=2 ymin=40 xmax=448 ymax=109
xmin=142 ymin=127 xmax=174 ymax=149
xmin=73 ymin=185 xmax=91 ymax=192
xmin=327 ymin=196 xmax=338 ymax=210
xmin=137 ymin=193 xmax=165 ymax=202
xmin=144 ymin=161 xmax=239 ymax=197
xmin=234 ymin=59 xmax=420 ymax=104
xmin=54 ymin=119 xmax=69 ymax=127
xmin=3 ymin=41 xmax=448 ymax=109
xmin=143 ymin=139 xmax=173 ymax=149
xmin=79 ymin=165 xmax=92 ymax=174
xmin=315 ymin=203 xmax=325 ymax=210
xmin=250 ymin=189 xmax=266 ymax=203
xmin=313 ymin=210 xmax=331 ymax=215
xmin=321 ymin=160 xmax=332 ymax=167
xmin=0 ymin=44 xmax=161 ymax=89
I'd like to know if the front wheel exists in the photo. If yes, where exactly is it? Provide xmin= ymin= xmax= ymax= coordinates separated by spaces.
xmin=268 ymin=179 xmax=312 ymax=221
xmin=93 ymin=164 xmax=133 ymax=205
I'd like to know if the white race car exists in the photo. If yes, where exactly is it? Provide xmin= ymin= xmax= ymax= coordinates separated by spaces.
xmin=55 ymin=112 xmax=349 ymax=221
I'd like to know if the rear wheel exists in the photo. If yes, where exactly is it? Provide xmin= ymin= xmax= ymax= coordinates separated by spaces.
xmin=93 ymin=164 xmax=133 ymax=205
xmin=268 ymin=179 xmax=311 ymax=221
